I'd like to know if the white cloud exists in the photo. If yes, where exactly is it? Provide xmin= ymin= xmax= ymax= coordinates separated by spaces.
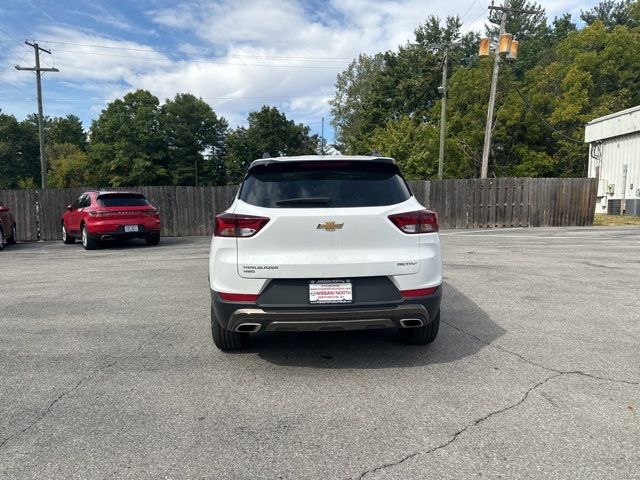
xmin=1 ymin=0 xmax=599 ymax=136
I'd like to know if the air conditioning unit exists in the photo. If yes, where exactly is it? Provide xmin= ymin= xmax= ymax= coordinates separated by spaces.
xmin=607 ymin=184 xmax=615 ymax=195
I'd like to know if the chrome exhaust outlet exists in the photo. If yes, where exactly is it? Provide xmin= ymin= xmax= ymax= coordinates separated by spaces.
xmin=399 ymin=318 xmax=424 ymax=328
xmin=100 ymin=235 xmax=113 ymax=241
xmin=235 ymin=323 xmax=262 ymax=333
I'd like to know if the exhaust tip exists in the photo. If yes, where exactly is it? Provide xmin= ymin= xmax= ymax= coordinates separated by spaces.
xmin=235 ymin=323 xmax=262 ymax=333
xmin=399 ymin=318 xmax=424 ymax=328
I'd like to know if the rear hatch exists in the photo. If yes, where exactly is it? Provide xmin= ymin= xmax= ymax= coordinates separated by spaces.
xmin=95 ymin=193 xmax=156 ymax=220
xmin=235 ymin=160 xmax=421 ymax=279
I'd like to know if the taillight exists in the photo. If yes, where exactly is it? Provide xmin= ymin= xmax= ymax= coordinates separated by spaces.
xmin=388 ymin=209 xmax=438 ymax=234
xmin=88 ymin=210 xmax=109 ymax=217
xmin=214 ymin=213 xmax=270 ymax=237
xmin=218 ymin=292 xmax=259 ymax=302
xmin=401 ymin=286 xmax=439 ymax=297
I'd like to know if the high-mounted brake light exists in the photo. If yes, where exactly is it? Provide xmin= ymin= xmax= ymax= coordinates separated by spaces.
xmin=214 ymin=213 xmax=270 ymax=237
xmin=388 ymin=209 xmax=438 ymax=234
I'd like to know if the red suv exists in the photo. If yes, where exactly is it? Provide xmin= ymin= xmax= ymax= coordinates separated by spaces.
xmin=0 ymin=202 xmax=17 ymax=250
xmin=61 ymin=191 xmax=161 ymax=250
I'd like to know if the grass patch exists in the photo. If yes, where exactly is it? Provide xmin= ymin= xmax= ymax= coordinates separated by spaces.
xmin=593 ymin=214 xmax=640 ymax=226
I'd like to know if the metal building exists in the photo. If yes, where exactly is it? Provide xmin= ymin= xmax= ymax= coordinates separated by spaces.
xmin=585 ymin=105 xmax=640 ymax=215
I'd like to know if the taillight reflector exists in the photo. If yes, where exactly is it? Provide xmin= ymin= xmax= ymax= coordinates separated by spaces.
xmin=218 ymin=292 xmax=259 ymax=302
xmin=388 ymin=209 xmax=438 ymax=233
xmin=401 ymin=286 xmax=439 ymax=298
xmin=214 ymin=213 xmax=270 ymax=237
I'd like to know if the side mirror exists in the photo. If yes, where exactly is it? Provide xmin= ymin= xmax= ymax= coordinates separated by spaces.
xmin=67 ymin=204 xmax=74 ymax=211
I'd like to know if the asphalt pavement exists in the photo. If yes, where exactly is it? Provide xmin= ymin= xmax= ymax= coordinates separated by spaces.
xmin=0 ymin=227 xmax=638 ymax=479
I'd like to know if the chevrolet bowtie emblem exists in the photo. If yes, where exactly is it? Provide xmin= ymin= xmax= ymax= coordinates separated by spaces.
xmin=317 ymin=221 xmax=344 ymax=231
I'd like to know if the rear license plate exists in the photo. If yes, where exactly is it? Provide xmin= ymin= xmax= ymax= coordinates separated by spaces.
xmin=124 ymin=225 xmax=139 ymax=232
xmin=309 ymin=280 xmax=352 ymax=304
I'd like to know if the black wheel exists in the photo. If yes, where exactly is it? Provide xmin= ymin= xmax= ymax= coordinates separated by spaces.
xmin=0 ymin=228 xmax=4 ymax=251
xmin=400 ymin=310 xmax=440 ymax=345
xmin=62 ymin=223 xmax=75 ymax=244
xmin=211 ymin=306 xmax=248 ymax=351
xmin=81 ymin=224 xmax=97 ymax=250
xmin=6 ymin=224 xmax=16 ymax=245
xmin=145 ymin=234 xmax=160 ymax=246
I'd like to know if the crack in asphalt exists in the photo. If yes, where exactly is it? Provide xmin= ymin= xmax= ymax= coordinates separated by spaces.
xmin=354 ymin=373 xmax=561 ymax=480
xmin=0 ymin=324 xmax=174 ymax=452
xmin=352 ymin=321 xmax=639 ymax=479
xmin=442 ymin=320 xmax=640 ymax=386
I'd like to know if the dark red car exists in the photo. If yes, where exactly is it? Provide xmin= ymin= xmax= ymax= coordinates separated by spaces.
xmin=0 ymin=202 xmax=17 ymax=250
xmin=61 ymin=191 xmax=161 ymax=250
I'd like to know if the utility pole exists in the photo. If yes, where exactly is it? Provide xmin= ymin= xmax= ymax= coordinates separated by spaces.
xmin=480 ymin=1 xmax=538 ymax=179
xmin=430 ymin=42 xmax=461 ymax=180
xmin=15 ymin=42 xmax=59 ymax=189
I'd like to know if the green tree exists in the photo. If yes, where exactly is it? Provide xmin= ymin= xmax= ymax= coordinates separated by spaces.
xmin=581 ymin=0 xmax=639 ymax=29
xmin=330 ymin=15 xmax=478 ymax=154
xmin=0 ymin=113 xmax=40 ymax=188
xmin=369 ymin=117 xmax=440 ymax=179
xmin=48 ymin=115 xmax=87 ymax=150
xmin=161 ymin=93 xmax=228 ymax=186
xmin=47 ymin=143 xmax=94 ymax=188
xmin=329 ymin=53 xmax=386 ymax=153
xmin=225 ymin=106 xmax=318 ymax=183
xmin=88 ymin=90 xmax=168 ymax=186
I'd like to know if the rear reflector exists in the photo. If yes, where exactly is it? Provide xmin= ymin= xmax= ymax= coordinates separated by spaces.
xmin=388 ymin=209 xmax=438 ymax=233
xmin=218 ymin=292 xmax=259 ymax=302
xmin=401 ymin=286 xmax=439 ymax=298
xmin=214 ymin=213 xmax=270 ymax=237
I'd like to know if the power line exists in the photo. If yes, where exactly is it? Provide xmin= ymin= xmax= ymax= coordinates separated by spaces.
xmin=460 ymin=8 xmax=488 ymax=32
xmin=0 ymin=27 xmax=21 ymax=44
xmin=459 ymin=0 xmax=480 ymax=23
xmin=34 ymin=39 xmax=354 ymax=60
xmin=510 ymin=82 xmax=582 ymax=144
xmin=47 ymin=49 xmax=348 ymax=69
xmin=0 ymin=93 xmax=333 ymax=103
xmin=0 ymin=78 xmax=35 ymax=99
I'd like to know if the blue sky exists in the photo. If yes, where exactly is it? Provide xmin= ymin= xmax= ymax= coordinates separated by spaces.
xmin=0 ymin=0 xmax=597 ymax=143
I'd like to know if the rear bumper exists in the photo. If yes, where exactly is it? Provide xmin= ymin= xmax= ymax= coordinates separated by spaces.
xmin=86 ymin=225 xmax=160 ymax=241
xmin=211 ymin=286 xmax=441 ymax=333
xmin=86 ymin=219 xmax=161 ymax=236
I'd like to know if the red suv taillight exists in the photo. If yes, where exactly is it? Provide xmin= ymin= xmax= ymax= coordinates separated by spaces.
xmin=214 ymin=213 xmax=270 ymax=238
xmin=388 ymin=209 xmax=438 ymax=233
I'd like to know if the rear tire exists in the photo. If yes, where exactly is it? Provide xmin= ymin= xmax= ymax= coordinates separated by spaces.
xmin=62 ymin=223 xmax=75 ymax=244
xmin=81 ymin=225 xmax=97 ymax=250
xmin=145 ymin=233 xmax=160 ymax=246
xmin=400 ymin=310 xmax=440 ymax=345
xmin=6 ymin=224 xmax=16 ymax=245
xmin=211 ymin=306 xmax=248 ymax=351
xmin=0 ymin=229 xmax=4 ymax=251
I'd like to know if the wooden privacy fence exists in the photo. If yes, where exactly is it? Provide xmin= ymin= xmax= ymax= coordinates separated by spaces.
xmin=407 ymin=177 xmax=598 ymax=230
xmin=0 ymin=178 xmax=596 ymax=241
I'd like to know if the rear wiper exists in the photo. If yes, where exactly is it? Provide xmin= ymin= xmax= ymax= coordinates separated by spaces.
xmin=275 ymin=197 xmax=331 ymax=206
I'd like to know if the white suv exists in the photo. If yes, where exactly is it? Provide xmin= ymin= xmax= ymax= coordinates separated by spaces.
xmin=208 ymin=155 xmax=442 ymax=350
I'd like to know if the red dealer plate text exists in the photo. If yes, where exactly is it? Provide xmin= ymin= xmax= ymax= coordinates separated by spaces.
xmin=309 ymin=280 xmax=353 ymax=304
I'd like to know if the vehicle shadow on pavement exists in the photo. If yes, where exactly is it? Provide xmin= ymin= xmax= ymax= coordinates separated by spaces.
xmin=234 ymin=282 xmax=505 ymax=369
xmin=85 ymin=236 xmax=194 ymax=250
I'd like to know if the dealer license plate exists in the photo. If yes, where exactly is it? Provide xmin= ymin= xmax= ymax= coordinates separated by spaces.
xmin=124 ymin=225 xmax=139 ymax=232
xmin=309 ymin=280 xmax=352 ymax=304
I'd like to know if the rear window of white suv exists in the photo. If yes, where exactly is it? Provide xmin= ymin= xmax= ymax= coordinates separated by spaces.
xmin=239 ymin=161 xmax=411 ymax=208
